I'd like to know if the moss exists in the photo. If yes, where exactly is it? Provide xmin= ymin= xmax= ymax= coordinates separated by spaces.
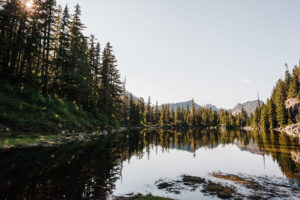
xmin=155 ymin=175 xmax=237 ymax=199
xmin=157 ymin=182 xmax=174 ymax=190
xmin=203 ymin=181 xmax=235 ymax=199
xmin=114 ymin=193 xmax=174 ymax=200
xmin=182 ymin=175 xmax=206 ymax=184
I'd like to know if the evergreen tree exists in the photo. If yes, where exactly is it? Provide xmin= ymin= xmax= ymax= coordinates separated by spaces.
xmin=174 ymin=107 xmax=180 ymax=125
xmin=260 ymin=104 xmax=269 ymax=131
xmin=56 ymin=5 xmax=71 ymax=97
xmin=144 ymin=96 xmax=151 ymax=124
xmin=275 ymin=80 xmax=287 ymax=127
xmin=288 ymin=66 xmax=299 ymax=98
xmin=253 ymin=107 xmax=260 ymax=128
xmin=189 ymin=99 xmax=196 ymax=126
xmin=129 ymin=94 xmax=136 ymax=125
xmin=41 ymin=0 xmax=57 ymax=96
xmin=120 ymin=81 xmax=129 ymax=123
xmin=100 ymin=42 xmax=123 ymax=118
xmin=154 ymin=101 xmax=159 ymax=125
xmin=267 ymin=99 xmax=277 ymax=130
xmin=284 ymin=64 xmax=291 ymax=93
xmin=160 ymin=104 xmax=166 ymax=126
xmin=170 ymin=107 xmax=175 ymax=124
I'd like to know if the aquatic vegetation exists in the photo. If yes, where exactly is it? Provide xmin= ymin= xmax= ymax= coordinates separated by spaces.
xmin=155 ymin=173 xmax=300 ymax=199
xmin=113 ymin=193 xmax=174 ymax=200
xmin=182 ymin=175 xmax=206 ymax=184
xmin=202 ymin=181 xmax=235 ymax=199
xmin=155 ymin=175 xmax=237 ymax=199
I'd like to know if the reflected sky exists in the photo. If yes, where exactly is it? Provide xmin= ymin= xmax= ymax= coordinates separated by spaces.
xmin=114 ymin=143 xmax=286 ymax=199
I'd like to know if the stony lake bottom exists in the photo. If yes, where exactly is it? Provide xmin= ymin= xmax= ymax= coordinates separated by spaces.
xmin=1 ymin=129 xmax=300 ymax=200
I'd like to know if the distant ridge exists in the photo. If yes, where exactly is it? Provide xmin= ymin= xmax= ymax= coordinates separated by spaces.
xmin=158 ymin=100 xmax=262 ymax=115
xmin=158 ymin=100 xmax=220 ymax=111
xmin=125 ymin=91 xmax=138 ymax=100
xmin=126 ymin=92 xmax=262 ymax=115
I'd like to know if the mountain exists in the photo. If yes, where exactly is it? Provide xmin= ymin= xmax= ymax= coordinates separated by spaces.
xmin=126 ymin=91 xmax=261 ymax=115
xmin=230 ymin=100 xmax=264 ymax=116
xmin=161 ymin=100 xmax=200 ymax=110
xmin=159 ymin=100 xmax=219 ymax=111
xmin=160 ymin=100 xmax=262 ymax=115
xmin=125 ymin=91 xmax=138 ymax=100
xmin=204 ymin=104 xmax=220 ymax=112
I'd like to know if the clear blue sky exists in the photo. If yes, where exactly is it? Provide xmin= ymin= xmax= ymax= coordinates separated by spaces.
xmin=57 ymin=0 xmax=300 ymax=109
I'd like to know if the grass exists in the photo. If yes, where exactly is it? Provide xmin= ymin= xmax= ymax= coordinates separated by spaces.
xmin=0 ymin=83 xmax=116 ymax=134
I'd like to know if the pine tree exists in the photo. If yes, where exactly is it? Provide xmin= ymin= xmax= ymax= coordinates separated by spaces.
xmin=288 ymin=66 xmax=299 ymax=98
xmin=189 ymin=99 xmax=196 ymax=126
xmin=129 ymin=94 xmax=136 ymax=125
xmin=165 ymin=104 xmax=170 ymax=124
xmin=253 ymin=107 xmax=261 ymax=128
xmin=120 ymin=81 xmax=129 ymax=123
xmin=144 ymin=96 xmax=151 ymax=124
xmin=267 ymin=99 xmax=277 ymax=130
xmin=284 ymin=64 xmax=291 ymax=93
xmin=56 ymin=5 xmax=71 ymax=97
xmin=100 ymin=42 xmax=123 ymax=118
xmin=260 ymin=104 xmax=269 ymax=131
xmin=67 ymin=4 xmax=86 ymax=102
xmin=39 ymin=0 xmax=57 ymax=95
xmin=154 ymin=101 xmax=159 ymax=125
xmin=170 ymin=107 xmax=175 ymax=124
xmin=0 ymin=0 xmax=26 ymax=81
xmin=275 ymin=80 xmax=287 ymax=127
xmin=160 ymin=104 xmax=166 ymax=126
xmin=174 ymin=107 xmax=181 ymax=125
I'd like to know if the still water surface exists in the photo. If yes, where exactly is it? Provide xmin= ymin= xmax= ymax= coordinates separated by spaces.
xmin=1 ymin=129 xmax=300 ymax=199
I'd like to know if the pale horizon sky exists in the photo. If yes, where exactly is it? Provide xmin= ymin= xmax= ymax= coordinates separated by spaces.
xmin=58 ymin=0 xmax=300 ymax=109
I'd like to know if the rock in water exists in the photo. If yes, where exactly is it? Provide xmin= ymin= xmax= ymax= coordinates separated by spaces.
xmin=281 ymin=123 xmax=300 ymax=138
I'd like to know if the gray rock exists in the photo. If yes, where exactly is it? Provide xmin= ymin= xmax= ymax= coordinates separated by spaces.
xmin=280 ymin=123 xmax=300 ymax=138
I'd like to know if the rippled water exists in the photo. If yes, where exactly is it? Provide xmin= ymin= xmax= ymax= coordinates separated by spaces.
xmin=0 ymin=129 xmax=300 ymax=199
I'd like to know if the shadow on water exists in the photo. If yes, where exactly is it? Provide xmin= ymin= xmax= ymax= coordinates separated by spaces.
xmin=0 ymin=129 xmax=300 ymax=199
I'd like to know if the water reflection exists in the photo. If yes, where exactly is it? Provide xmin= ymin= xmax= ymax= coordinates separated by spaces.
xmin=0 ymin=129 xmax=299 ymax=199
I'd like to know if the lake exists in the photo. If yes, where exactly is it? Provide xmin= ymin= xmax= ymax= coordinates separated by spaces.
xmin=1 ymin=129 xmax=300 ymax=199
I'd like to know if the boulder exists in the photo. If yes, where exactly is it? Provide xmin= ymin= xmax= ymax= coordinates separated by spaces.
xmin=281 ymin=123 xmax=300 ymax=138
xmin=285 ymin=98 xmax=300 ymax=122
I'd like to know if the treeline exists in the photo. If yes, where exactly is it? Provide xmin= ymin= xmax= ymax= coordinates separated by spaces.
xmin=251 ymin=64 xmax=300 ymax=131
xmin=124 ymin=97 xmax=249 ymax=128
xmin=0 ymin=0 xmax=125 ymax=130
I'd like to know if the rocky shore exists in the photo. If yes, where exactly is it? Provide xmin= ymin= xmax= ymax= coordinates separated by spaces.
xmin=0 ymin=127 xmax=131 ymax=150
